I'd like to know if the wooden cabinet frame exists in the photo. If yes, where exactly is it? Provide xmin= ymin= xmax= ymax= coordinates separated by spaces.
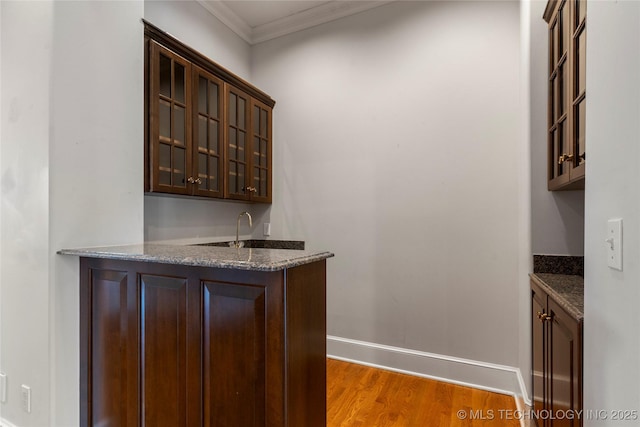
xmin=543 ymin=0 xmax=586 ymax=191
xmin=531 ymin=280 xmax=583 ymax=427
xmin=80 ymin=257 xmax=326 ymax=427
xmin=144 ymin=21 xmax=275 ymax=203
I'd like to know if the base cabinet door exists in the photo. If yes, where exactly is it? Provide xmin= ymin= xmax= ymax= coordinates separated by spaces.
xmin=203 ymin=282 xmax=267 ymax=427
xmin=531 ymin=280 xmax=583 ymax=427
xmin=548 ymin=298 xmax=582 ymax=427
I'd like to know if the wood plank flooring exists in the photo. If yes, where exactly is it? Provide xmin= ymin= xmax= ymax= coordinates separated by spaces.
xmin=327 ymin=358 xmax=522 ymax=427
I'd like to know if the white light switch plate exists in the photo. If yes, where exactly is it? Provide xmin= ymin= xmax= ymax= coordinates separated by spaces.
xmin=607 ymin=218 xmax=623 ymax=271
xmin=263 ymin=223 xmax=271 ymax=236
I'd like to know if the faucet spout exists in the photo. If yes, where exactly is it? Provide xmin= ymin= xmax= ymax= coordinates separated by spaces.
xmin=235 ymin=212 xmax=252 ymax=248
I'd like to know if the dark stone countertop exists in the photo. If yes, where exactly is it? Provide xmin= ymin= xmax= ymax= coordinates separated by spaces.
xmin=530 ymin=273 xmax=584 ymax=322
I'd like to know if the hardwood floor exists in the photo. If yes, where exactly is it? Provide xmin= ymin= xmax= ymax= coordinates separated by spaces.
xmin=327 ymin=358 xmax=522 ymax=427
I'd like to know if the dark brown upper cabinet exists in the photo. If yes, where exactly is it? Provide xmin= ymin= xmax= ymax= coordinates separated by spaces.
xmin=144 ymin=21 xmax=275 ymax=203
xmin=544 ymin=0 xmax=586 ymax=191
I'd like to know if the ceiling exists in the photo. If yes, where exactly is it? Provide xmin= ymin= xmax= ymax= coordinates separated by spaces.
xmin=196 ymin=0 xmax=394 ymax=45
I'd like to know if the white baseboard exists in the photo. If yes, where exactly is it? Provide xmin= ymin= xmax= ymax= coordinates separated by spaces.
xmin=327 ymin=335 xmax=531 ymax=407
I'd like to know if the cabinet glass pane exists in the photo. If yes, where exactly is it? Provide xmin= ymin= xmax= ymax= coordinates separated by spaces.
xmin=561 ymin=3 xmax=569 ymax=56
xmin=198 ymin=77 xmax=208 ymax=114
xmin=198 ymin=116 xmax=207 ymax=149
xmin=253 ymin=137 xmax=260 ymax=166
xmin=199 ymin=153 xmax=207 ymax=181
xmin=552 ymin=22 xmax=558 ymax=64
xmin=550 ymin=78 xmax=556 ymax=122
xmin=260 ymin=140 xmax=267 ymax=167
xmin=174 ymin=105 xmax=185 ymax=145
xmin=238 ymin=164 xmax=245 ymax=189
xmin=260 ymin=169 xmax=267 ymax=196
xmin=577 ymin=0 xmax=586 ymax=26
xmin=229 ymin=94 xmax=237 ymax=126
xmin=238 ymin=131 xmax=245 ymax=159
xmin=577 ymin=29 xmax=586 ymax=95
xmin=210 ymin=157 xmax=218 ymax=191
xmin=159 ymin=143 xmax=171 ymax=185
xmin=556 ymin=64 xmax=565 ymax=118
xmin=229 ymin=128 xmax=236 ymax=160
xmin=174 ymin=64 xmax=185 ymax=103
xmin=552 ymin=129 xmax=559 ymax=179
xmin=238 ymin=98 xmax=245 ymax=129
xmin=173 ymin=147 xmax=185 ymax=187
xmin=261 ymin=109 xmax=268 ymax=137
xmin=209 ymin=83 xmax=219 ymax=117
xmin=576 ymin=100 xmax=586 ymax=165
xmin=159 ymin=100 xmax=171 ymax=138
xmin=253 ymin=106 xmax=259 ymax=134
xmin=209 ymin=120 xmax=218 ymax=153
xmin=159 ymin=54 xmax=171 ymax=97
xmin=229 ymin=162 xmax=237 ymax=194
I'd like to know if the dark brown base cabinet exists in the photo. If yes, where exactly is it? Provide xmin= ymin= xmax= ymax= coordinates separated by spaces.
xmin=531 ymin=280 xmax=583 ymax=427
xmin=80 ymin=257 xmax=327 ymax=427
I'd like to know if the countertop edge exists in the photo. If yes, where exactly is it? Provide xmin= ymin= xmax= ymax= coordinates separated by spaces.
xmin=58 ymin=247 xmax=334 ymax=272
xmin=530 ymin=273 xmax=584 ymax=322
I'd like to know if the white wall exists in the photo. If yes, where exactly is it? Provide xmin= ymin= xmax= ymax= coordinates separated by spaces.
xmin=1 ymin=3 xmax=53 ymax=425
xmin=529 ymin=0 xmax=584 ymax=256
xmin=1 ymin=2 xmax=144 ymax=426
xmin=584 ymin=1 xmax=640 ymax=422
xmin=252 ymin=0 xmax=526 ymax=391
xmin=143 ymin=1 xmax=263 ymax=244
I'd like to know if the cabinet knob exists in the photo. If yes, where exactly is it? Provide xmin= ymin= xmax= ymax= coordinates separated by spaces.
xmin=195 ymin=178 xmax=202 ymax=184
xmin=187 ymin=177 xmax=195 ymax=184
xmin=244 ymin=186 xmax=257 ymax=193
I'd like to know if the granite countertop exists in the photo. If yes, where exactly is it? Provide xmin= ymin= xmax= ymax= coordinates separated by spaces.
xmin=530 ymin=273 xmax=584 ymax=321
xmin=58 ymin=244 xmax=334 ymax=272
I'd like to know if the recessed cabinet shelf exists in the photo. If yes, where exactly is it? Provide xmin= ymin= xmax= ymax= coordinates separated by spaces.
xmin=543 ymin=0 xmax=586 ymax=191
xmin=144 ymin=21 xmax=274 ymax=203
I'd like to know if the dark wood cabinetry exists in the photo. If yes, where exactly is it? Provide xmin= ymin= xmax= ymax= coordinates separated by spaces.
xmin=145 ymin=21 xmax=274 ymax=203
xmin=543 ymin=0 xmax=586 ymax=191
xmin=531 ymin=280 xmax=583 ymax=427
xmin=80 ymin=257 xmax=326 ymax=427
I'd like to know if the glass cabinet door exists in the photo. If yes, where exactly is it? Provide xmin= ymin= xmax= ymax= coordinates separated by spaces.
xmin=547 ymin=0 xmax=570 ymax=188
xmin=193 ymin=66 xmax=223 ymax=198
xmin=150 ymin=41 xmax=192 ymax=195
xmin=250 ymin=99 xmax=272 ymax=203
xmin=225 ymin=84 xmax=250 ymax=200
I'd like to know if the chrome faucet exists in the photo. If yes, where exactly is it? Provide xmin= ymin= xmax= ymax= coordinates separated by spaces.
xmin=235 ymin=211 xmax=252 ymax=248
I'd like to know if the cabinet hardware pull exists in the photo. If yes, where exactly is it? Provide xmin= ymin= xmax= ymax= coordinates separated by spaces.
xmin=537 ymin=311 xmax=553 ymax=322
xmin=557 ymin=153 xmax=574 ymax=165
xmin=187 ymin=177 xmax=195 ymax=184
xmin=195 ymin=178 xmax=202 ymax=184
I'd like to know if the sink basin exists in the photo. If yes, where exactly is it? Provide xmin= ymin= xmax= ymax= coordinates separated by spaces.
xmin=195 ymin=239 xmax=305 ymax=250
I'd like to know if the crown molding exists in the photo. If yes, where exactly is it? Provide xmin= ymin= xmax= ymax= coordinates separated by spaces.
xmin=196 ymin=0 xmax=253 ymax=44
xmin=197 ymin=0 xmax=395 ymax=45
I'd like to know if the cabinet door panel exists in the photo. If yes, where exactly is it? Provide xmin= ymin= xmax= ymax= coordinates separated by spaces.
xmin=249 ymin=99 xmax=272 ymax=203
xmin=140 ymin=274 xmax=201 ymax=427
xmin=225 ymin=85 xmax=251 ymax=200
xmin=81 ymin=265 xmax=139 ymax=427
xmin=203 ymin=282 xmax=266 ymax=427
xmin=549 ymin=299 xmax=581 ymax=427
xmin=149 ymin=41 xmax=192 ymax=195
xmin=193 ymin=66 xmax=224 ymax=198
